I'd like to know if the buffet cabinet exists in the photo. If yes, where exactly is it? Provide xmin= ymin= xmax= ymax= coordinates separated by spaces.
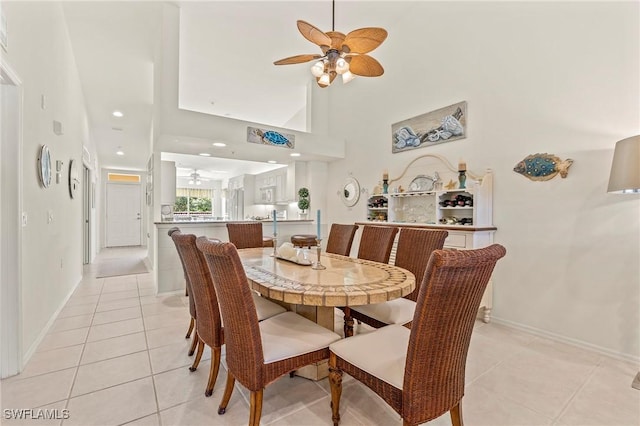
xmin=359 ymin=169 xmax=496 ymax=322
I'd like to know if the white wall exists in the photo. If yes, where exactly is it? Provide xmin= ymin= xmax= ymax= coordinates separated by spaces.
xmin=2 ymin=2 xmax=97 ymax=360
xmin=326 ymin=2 xmax=639 ymax=360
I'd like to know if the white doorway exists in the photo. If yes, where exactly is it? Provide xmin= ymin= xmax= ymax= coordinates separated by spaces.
xmin=1 ymin=60 xmax=23 ymax=378
xmin=106 ymin=182 xmax=142 ymax=247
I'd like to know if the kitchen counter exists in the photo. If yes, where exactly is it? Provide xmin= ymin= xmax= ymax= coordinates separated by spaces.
xmin=154 ymin=219 xmax=313 ymax=224
xmin=154 ymin=219 xmax=320 ymax=294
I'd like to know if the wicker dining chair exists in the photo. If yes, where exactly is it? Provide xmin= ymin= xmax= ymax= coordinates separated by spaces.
xmin=167 ymin=227 xmax=198 ymax=356
xmin=342 ymin=225 xmax=399 ymax=336
xmin=329 ymin=244 xmax=507 ymax=426
xmin=349 ymin=228 xmax=448 ymax=329
xmin=357 ymin=225 xmax=398 ymax=263
xmin=325 ymin=224 xmax=359 ymax=256
xmin=196 ymin=238 xmax=342 ymax=426
xmin=170 ymin=231 xmax=286 ymax=397
xmin=226 ymin=222 xmax=264 ymax=249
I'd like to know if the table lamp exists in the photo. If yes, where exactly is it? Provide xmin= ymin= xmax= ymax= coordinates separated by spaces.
xmin=607 ymin=135 xmax=640 ymax=390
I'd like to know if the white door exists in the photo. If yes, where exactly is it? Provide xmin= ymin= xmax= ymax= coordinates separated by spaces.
xmin=106 ymin=183 xmax=142 ymax=247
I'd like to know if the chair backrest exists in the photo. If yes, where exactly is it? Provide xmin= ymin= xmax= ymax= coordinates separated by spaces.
xmin=357 ymin=225 xmax=399 ymax=263
xmin=168 ymin=227 xmax=196 ymax=318
xmin=403 ymin=244 xmax=506 ymax=424
xmin=196 ymin=238 xmax=265 ymax=390
xmin=325 ymin=224 xmax=359 ymax=256
xmin=394 ymin=228 xmax=448 ymax=302
xmin=226 ymin=222 xmax=264 ymax=249
xmin=170 ymin=230 xmax=223 ymax=348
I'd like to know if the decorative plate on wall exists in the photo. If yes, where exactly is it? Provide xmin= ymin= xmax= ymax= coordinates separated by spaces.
xmin=408 ymin=175 xmax=435 ymax=192
xmin=37 ymin=145 xmax=52 ymax=188
xmin=68 ymin=159 xmax=80 ymax=198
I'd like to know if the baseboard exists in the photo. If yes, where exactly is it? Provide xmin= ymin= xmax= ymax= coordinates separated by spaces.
xmin=21 ymin=276 xmax=83 ymax=367
xmin=491 ymin=316 xmax=639 ymax=364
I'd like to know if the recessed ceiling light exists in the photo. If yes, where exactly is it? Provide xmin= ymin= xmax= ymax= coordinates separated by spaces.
xmin=267 ymin=160 xmax=277 ymax=164
xmin=112 ymin=110 xmax=124 ymax=118
xmin=290 ymin=153 xmax=301 ymax=157
xmin=199 ymin=153 xmax=211 ymax=157
xmin=212 ymin=142 xmax=226 ymax=147
xmin=116 ymin=148 xmax=124 ymax=156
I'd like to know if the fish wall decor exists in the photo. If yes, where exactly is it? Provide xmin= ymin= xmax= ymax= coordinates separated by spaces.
xmin=513 ymin=153 xmax=573 ymax=181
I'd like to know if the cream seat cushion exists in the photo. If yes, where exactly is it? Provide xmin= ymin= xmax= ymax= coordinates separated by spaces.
xmin=260 ymin=312 xmax=342 ymax=364
xmin=351 ymin=298 xmax=416 ymax=325
xmin=252 ymin=292 xmax=286 ymax=321
xmin=330 ymin=324 xmax=409 ymax=389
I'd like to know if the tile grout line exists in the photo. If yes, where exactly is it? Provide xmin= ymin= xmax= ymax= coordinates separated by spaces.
xmin=62 ymin=276 xmax=104 ymax=425
xmin=551 ymin=355 xmax=604 ymax=424
xmin=138 ymin=274 xmax=164 ymax=426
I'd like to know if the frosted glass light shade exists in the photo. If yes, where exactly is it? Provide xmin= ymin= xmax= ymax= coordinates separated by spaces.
xmin=310 ymin=61 xmax=324 ymax=77
xmin=342 ymin=71 xmax=356 ymax=84
xmin=318 ymin=73 xmax=330 ymax=86
xmin=335 ymin=58 xmax=349 ymax=74
xmin=608 ymin=135 xmax=640 ymax=193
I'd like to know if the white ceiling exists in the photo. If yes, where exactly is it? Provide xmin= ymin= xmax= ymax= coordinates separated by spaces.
xmin=162 ymin=152 xmax=286 ymax=183
xmin=61 ymin=1 xmax=410 ymax=174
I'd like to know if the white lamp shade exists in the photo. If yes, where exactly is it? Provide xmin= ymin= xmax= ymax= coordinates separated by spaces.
xmin=608 ymin=135 xmax=640 ymax=193
xmin=342 ymin=71 xmax=356 ymax=84
xmin=310 ymin=61 xmax=324 ymax=77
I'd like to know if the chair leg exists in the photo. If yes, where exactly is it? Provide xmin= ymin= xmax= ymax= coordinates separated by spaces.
xmin=188 ymin=331 xmax=199 ymax=356
xmin=205 ymin=346 xmax=222 ymax=397
xmin=343 ymin=307 xmax=354 ymax=338
xmin=450 ymin=402 xmax=463 ymax=426
xmin=329 ymin=353 xmax=343 ymax=426
xmin=189 ymin=338 xmax=204 ymax=372
xmin=218 ymin=373 xmax=236 ymax=415
xmin=249 ymin=389 xmax=264 ymax=426
xmin=185 ymin=317 xmax=195 ymax=339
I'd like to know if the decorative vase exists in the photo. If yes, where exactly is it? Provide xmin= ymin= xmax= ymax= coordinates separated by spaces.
xmin=458 ymin=171 xmax=467 ymax=189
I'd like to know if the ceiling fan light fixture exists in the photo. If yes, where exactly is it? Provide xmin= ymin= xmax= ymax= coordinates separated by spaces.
xmin=310 ymin=61 xmax=325 ymax=77
xmin=319 ymin=73 xmax=331 ymax=86
xmin=274 ymin=0 xmax=387 ymax=88
xmin=335 ymin=57 xmax=349 ymax=74
xmin=342 ymin=70 xmax=356 ymax=84
xmin=188 ymin=179 xmax=194 ymax=185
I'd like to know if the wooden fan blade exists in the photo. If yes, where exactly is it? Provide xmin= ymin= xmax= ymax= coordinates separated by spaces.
xmin=274 ymin=54 xmax=322 ymax=65
xmin=343 ymin=27 xmax=388 ymax=54
xmin=326 ymin=31 xmax=346 ymax=50
xmin=297 ymin=20 xmax=332 ymax=47
xmin=348 ymin=55 xmax=384 ymax=77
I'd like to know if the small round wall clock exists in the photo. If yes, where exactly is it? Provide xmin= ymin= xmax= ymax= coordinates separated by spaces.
xmin=68 ymin=159 xmax=80 ymax=198
xmin=37 ymin=145 xmax=52 ymax=188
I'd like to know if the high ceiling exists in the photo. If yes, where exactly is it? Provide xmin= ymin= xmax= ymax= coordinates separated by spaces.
xmin=61 ymin=1 xmax=411 ymax=173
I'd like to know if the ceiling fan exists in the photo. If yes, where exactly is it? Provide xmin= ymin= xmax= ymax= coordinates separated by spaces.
xmin=273 ymin=0 xmax=388 ymax=88
xmin=177 ymin=170 xmax=210 ymax=186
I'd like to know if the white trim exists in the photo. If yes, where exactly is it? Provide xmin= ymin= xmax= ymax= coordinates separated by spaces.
xmin=491 ymin=316 xmax=639 ymax=364
xmin=0 ymin=58 xmax=23 ymax=378
xmin=22 ymin=278 xmax=81 ymax=366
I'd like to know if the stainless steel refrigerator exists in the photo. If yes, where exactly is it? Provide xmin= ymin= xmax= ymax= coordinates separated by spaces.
xmin=227 ymin=188 xmax=244 ymax=220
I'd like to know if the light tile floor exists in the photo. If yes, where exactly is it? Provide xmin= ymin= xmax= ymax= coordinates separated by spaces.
xmin=1 ymin=248 xmax=638 ymax=425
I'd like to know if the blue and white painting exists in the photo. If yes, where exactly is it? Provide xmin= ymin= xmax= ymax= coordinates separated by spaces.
xmin=392 ymin=101 xmax=467 ymax=153
xmin=247 ymin=126 xmax=295 ymax=149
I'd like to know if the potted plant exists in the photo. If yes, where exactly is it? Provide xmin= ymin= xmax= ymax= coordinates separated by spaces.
xmin=297 ymin=187 xmax=310 ymax=219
